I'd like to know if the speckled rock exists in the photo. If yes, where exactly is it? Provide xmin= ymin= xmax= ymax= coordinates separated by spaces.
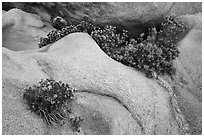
xmin=3 ymin=32 xmax=185 ymax=134
xmin=162 ymin=13 xmax=202 ymax=135
xmin=2 ymin=2 xmax=202 ymax=38
xmin=175 ymin=13 xmax=202 ymax=134
xmin=2 ymin=10 xmax=7 ymax=14
xmin=169 ymin=2 xmax=202 ymax=16
xmin=2 ymin=8 xmax=52 ymax=51
xmin=2 ymin=7 xmax=202 ymax=134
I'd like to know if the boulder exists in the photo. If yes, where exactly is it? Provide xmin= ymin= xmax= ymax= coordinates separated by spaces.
xmin=2 ymin=2 xmax=202 ymax=38
xmin=2 ymin=8 xmax=52 ymax=51
xmin=2 ymin=10 xmax=7 ymax=14
xmin=175 ymin=13 xmax=202 ymax=135
xmin=3 ymin=32 xmax=187 ymax=135
xmin=2 ymin=7 xmax=202 ymax=135
xmin=176 ymin=13 xmax=202 ymax=97
xmin=162 ymin=13 xmax=202 ymax=135
xmin=52 ymin=16 xmax=68 ymax=30
xmin=169 ymin=2 xmax=202 ymax=16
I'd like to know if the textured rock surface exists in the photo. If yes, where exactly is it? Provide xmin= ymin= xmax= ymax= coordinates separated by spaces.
xmin=163 ymin=13 xmax=202 ymax=135
xmin=176 ymin=13 xmax=202 ymax=98
xmin=175 ymin=13 xmax=202 ymax=134
xmin=2 ymin=8 xmax=202 ymax=135
xmin=169 ymin=2 xmax=202 ymax=16
xmin=2 ymin=10 xmax=7 ymax=14
xmin=2 ymin=2 xmax=202 ymax=38
xmin=2 ymin=8 xmax=52 ymax=51
xmin=3 ymin=32 xmax=184 ymax=134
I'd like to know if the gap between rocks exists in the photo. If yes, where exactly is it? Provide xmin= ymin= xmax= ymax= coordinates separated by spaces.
xmin=154 ymin=75 xmax=190 ymax=134
xmin=75 ymin=90 xmax=145 ymax=134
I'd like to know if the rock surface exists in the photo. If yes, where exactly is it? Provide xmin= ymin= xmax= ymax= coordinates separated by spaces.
xmin=176 ymin=13 xmax=202 ymax=99
xmin=2 ymin=10 xmax=7 ymax=14
xmin=169 ymin=2 xmax=202 ymax=16
xmin=174 ymin=13 xmax=202 ymax=134
xmin=2 ymin=8 xmax=52 ymax=51
xmin=3 ymin=31 xmax=186 ymax=134
xmin=2 ymin=2 xmax=202 ymax=38
xmin=2 ymin=8 xmax=202 ymax=135
xmin=162 ymin=12 xmax=202 ymax=134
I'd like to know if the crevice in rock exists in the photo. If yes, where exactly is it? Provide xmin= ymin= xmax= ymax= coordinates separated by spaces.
xmin=167 ymin=2 xmax=176 ymax=15
xmin=177 ymin=57 xmax=200 ymax=91
xmin=35 ymin=58 xmax=55 ymax=79
xmin=2 ymin=52 xmax=24 ymax=71
xmin=154 ymin=76 xmax=190 ymax=134
xmin=75 ymin=89 xmax=145 ymax=134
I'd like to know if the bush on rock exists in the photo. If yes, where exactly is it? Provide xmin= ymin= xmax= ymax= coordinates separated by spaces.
xmin=23 ymin=78 xmax=83 ymax=132
xmin=38 ymin=16 xmax=187 ymax=78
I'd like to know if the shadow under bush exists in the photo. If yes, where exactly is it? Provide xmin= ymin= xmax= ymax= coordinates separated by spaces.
xmin=38 ymin=15 xmax=188 ymax=78
xmin=23 ymin=78 xmax=83 ymax=132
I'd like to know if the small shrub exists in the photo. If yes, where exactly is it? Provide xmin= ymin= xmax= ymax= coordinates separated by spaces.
xmin=107 ymin=16 xmax=185 ymax=77
xmin=91 ymin=25 xmax=129 ymax=56
xmin=38 ymin=21 xmax=96 ymax=48
xmin=157 ymin=15 xmax=187 ymax=42
xmin=38 ymin=26 xmax=80 ymax=48
xmin=76 ymin=21 xmax=97 ymax=34
xmin=69 ymin=116 xmax=84 ymax=133
xmin=23 ymin=78 xmax=75 ymax=126
xmin=38 ymin=15 xmax=187 ymax=78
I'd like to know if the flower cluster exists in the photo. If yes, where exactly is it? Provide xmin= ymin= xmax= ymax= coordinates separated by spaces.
xmin=23 ymin=78 xmax=75 ymax=126
xmin=157 ymin=15 xmax=186 ymax=42
xmin=38 ymin=21 xmax=96 ymax=48
xmin=91 ymin=25 xmax=129 ymax=56
xmin=76 ymin=21 xmax=97 ymax=34
xmin=90 ymin=16 xmax=185 ymax=77
xmin=113 ymin=28 xmax=178 ymax=78
xmin=70 ymin=116 xmax=84 ymax=133
xmin=38 ymin=16 xmax=186 ymax=78
xmin=38 ymin=26 xmax=81 ymax=48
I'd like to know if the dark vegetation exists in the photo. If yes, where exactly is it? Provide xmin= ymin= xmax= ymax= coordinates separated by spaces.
xmin=70 ymin=116 xmax=84 ymax=132
xmin=3 ymin=2 xmax=89 ymax=25
xmin=39 ymin=15 xmax=187 ymax=78
xmin=23 ymin=78 xmax=83 ymax=132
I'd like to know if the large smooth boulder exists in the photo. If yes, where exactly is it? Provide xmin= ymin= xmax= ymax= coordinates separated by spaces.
xmin=175 ymin=13 xmax=202 ymax=135
xmin=175 ymin=13 xmax=202 ymax=98
xmin=3 ymin=32 xmax=188 ymax=135
xmin=2 ymin=10 xmax=7 ymax=14
xmin=2 ymin=2 xmax=202 ymax=38
xmin=2 ymin=7 xmax=202 ymax=135
xmin=162 ymin=13 xmax=202 ymax=135
xmin=169 ymin=2 xmax=202 ymax=16
xmin=2 ymin=8 xmax=52 ymax=51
